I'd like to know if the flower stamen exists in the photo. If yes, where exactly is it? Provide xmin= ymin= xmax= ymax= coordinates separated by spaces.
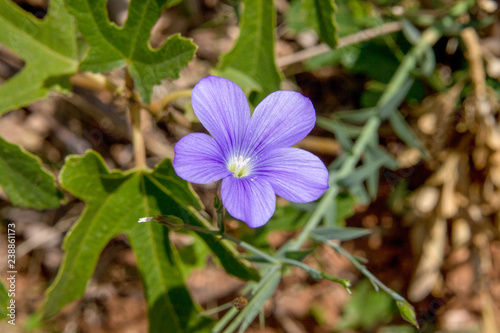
xmin=229 ymin=155 xmax=251 ymax=178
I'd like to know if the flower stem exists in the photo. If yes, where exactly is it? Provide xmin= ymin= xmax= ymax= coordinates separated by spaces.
xmin=222 ymin=233 xmax=279 ymax=264
xmin=288 ymin=185 xmax=338 ymax=251
xmin=198 ymin=303 xmax=233 ymax=317
xmin=156 ymin=215 xmax=279 ymax=264
xmin=125 ymin=69 xmax=146 ymax=169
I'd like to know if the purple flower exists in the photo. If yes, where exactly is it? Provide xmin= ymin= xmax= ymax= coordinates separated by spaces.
xmin=173 ymin=76 xmax=329 ymax=228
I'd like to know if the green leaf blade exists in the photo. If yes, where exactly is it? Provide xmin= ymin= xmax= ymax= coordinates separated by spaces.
xmin=43 ymin=153 xmax=138 ymax=318
xmin=45 ymin=151 xmax=255 ymax=331
xmin=0 ymin=0 xmax=78 ymax=114
xmin=0 ymin=136 xmax=63 ymax=209
xmin=311 ymin=226 xmax=372 ymax=241
xmin=44 ymin=151 xmax=203 ymax=332
xmin=218 ymin=0 xmax=282 ymax=102
xmin=311 ymin=0 xmax=338 ymax=48
xmin=127 ymin=203 xmax=203 ymax=332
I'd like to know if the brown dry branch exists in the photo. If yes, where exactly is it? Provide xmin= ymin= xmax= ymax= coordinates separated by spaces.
xmin=277 ymin=21 xmax=404 ymax=68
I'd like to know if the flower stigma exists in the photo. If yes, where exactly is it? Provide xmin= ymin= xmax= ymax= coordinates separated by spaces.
xmin=228 ymin=155 xmax=251 ymax=178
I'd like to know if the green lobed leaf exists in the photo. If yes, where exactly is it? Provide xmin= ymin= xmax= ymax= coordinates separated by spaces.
xmin=218 ymin=0 xmax=282 ymax=103
xmin=0 ymin=279 xmax=9 ymax=318
xmin=0 ymin=136 xmax=63 ymax=209
xmin=65 ymin=0 xmax=197 ymax=103
xmin=311 ymin=226 xmax=371 ymax=241
xmin=0 ymin=0 xmax=78 ymax=115
xmin=43 ymin=151 xmax=256 ymax=331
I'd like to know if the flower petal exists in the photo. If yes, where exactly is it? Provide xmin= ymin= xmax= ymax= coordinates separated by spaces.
xmin=173 ymin=133 xmax=231 ymax=183
xmin=192 ymin=76 xmax=250 ymax=155
xmin=254 ymin=148 xmax=329 ymax=202
xmin=221 ymin=176 xmax=276 ymax=228
xmin=242 ymin=91 xmax=316 ymax=156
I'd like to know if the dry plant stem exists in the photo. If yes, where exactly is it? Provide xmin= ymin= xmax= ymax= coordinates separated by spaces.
xmin=130 ymin=102 xmax=146 ymax=168
xmin=474 ymin=234 xmax=498 ymax=333
xmin=125 ymin=69 xmax=147 ymax=169
xmin=70 ymin=72 xmax=119 ymax=93
xmin=70 ymin=72 xmax=191 ymax=118
xmin=461 ymin=27 xmax=492 ymax=118
xmin=277 ymin=21 xmax=403 ymax=67
xmin=160 ymin=89 xmax=192 ymax=110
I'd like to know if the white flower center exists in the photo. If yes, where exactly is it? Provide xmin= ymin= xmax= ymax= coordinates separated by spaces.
xmin=228 ymin=155 xmax=251 ymax=178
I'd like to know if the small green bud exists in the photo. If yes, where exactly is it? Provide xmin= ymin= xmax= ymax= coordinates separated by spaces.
xmin=156 ymin=214 xmax=184 ymax=231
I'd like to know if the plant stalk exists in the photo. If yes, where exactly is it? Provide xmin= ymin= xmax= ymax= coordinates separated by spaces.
xmin=125 ymin=69 xmax=147 ymax=169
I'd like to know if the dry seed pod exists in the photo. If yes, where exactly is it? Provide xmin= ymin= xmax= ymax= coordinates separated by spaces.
xmin=396 ymin=147 xmax=421 ymax=169
xmin=231 ymin=296 xmax=248 ymax=311
xmin=408 ymin=217 xmax=447 ymax=302
xmin=414 ymin=186 xmax=440 ymax=214
xmin=451 ymin=218 xmax=471 ymax=249
xmin=486 ymin=126 xmax=500 ymax=150
xmin=418 ymin=113 xmax=437 ymax=135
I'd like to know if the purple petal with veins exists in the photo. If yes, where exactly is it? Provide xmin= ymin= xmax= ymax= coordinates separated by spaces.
xmin=173 ymin=76 xmax=329 ymax=228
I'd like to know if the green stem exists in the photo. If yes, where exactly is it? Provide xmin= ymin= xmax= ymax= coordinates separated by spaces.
xmin=158 ymin=217 xmax=349 ymax=290
xmin=285 ymin=24 xmax=444 ymax=252
xmin=222 ymin=233 xmax=279 ymax=264
xmin=198 ymin=303 xmax=233 ymax=317
xmin=378 ymin=25 xmax=442 ymax=106
xmin=287 ymin=185 xmax=338 ymax=252
xmin=281 ymin=257 xmax=351 ymax=291
xmin=212 ymin=307 xmax=238 ymax=333
xmin=327 ymin=241 xmax=404 ymax=301
xmin=333 ymin=117 xmax=381 ymax=182
xmin=157 ymin=217 xmax=279 ymax=264
xmin=320 ymin=272 xmax=352 ymax=293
